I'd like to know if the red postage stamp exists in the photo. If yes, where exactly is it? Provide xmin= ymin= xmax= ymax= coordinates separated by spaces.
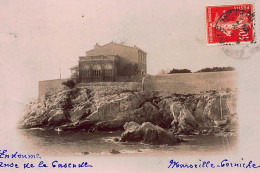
xmin=206 ymin=4 xmax=255 ymax=45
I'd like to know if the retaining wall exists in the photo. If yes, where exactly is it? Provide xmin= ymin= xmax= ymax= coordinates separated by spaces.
xmin=39 ymin=80 xmax=142 ymax=103
xmin=78 ymin=82 xmax=142 ymax=93
xmin=143 ymin=71 xmax=237 ymax=94
xmin=38 ymin=78 xmax=68 ymax=103
xmin=39 ymin=71 xmax=237 ymax=103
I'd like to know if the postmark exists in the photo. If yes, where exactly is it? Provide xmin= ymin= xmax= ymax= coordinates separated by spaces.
xmin=221 ymin=17 xmax=260 ymax=60
xmin=221 ymin=41 xmax=260 ymax=60
xmin=206 ymin=4 xmax=255 ymax=45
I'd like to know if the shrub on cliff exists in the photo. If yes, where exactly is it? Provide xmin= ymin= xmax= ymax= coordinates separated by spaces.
xmin=196 ymin=66 xmax=236 ymax=73
xmin=168 ymin=68 xmax=191 ymax=74
xmin=62 ymin=79 xmax=75 ymax=89
xmin=123 ymin=63 xmax=139 ymax=81
xmin=70 ymin=72 xmax=79 ymax=83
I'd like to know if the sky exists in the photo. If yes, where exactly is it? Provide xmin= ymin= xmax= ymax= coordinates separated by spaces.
xmin=0 ymin=0 xmax=259 ymax=101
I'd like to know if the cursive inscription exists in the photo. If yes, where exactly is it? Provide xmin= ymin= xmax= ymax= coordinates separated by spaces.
xmin=168 ymin=158 xmax=260 ymax=169
xmin=0 ymin=149 xmax=93 ymax=169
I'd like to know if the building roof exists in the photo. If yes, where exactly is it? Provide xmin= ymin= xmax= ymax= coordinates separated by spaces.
xmin=70 ymin=65 xmax=79 ymax=70
xmin=79 ymin=54 xmax=119 ymax=61
xmin=86 ymin=41 xmax=147 ymax=54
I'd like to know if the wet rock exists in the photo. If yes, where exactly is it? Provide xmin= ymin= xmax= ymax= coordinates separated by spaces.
xmin=212 ymin=127 xmax=222 ymax=134
xmin=48 ymin=110 xmax=67 ymax=125
xmin=114 ymin=138 xmax=120 ymax=142
xmin=122 ymin=121 xmax=140 ymax=132
xmin=205 ymin=128 xmax=213 ymax=135
xmin=58 ymin=119 xmax=97 ymax=131
xmin=110 ymin=149 xmax=120 ymax=154
xmin=121 ymin=122 xmax=180 ymax=145
xmin=82 ymin=152 xmax=89 ymax=155
xmin=120 ymin=122 xmax=144 ymax=142
xmin=142 ymin=128 xmax=159 ymax=144
xmin=224 ymin=125 xmax=231 ymax=132
xmin=92 ymin=119 xmax=126 ymax=131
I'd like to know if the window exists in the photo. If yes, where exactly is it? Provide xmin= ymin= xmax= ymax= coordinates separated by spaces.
xmin=82 ymin=64 xmax=90 ymax=70
xmin=104 ymin=63 xmax=113 ymax=76
xmin=83 ymin=69 xmax=91 ymax=76
xmin=81 ymin=65 xmax=91 ymax=78
xmin=93 ymin=70 xmax=101 ymax=77
xmin=138 ymin=51 xmax=142 ymax=61
xmin=138 ymin=52 xmax=146 ymax=62
xmin=92 ymin=64 xmax=101 ymax=77
xmin=104 ymin=70 xmax=112 ymax=76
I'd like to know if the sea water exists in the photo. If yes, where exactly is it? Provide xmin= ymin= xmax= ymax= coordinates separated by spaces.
xmin=15 ymin=129 xmax=237 ymax=156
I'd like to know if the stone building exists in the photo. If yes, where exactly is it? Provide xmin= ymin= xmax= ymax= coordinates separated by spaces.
xmin=71 ymin=42 xmax=147 ymax=82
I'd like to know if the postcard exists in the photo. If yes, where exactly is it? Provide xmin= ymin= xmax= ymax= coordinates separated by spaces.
xmin=0 ymin=0 xmax=260 ymax=172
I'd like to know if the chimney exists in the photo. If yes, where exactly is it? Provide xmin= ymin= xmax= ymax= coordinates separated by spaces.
xmin=94 ymin=43 xmax=100 ymax=49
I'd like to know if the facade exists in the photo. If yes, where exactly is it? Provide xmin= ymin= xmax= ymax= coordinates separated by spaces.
xmin=71 ymin=42 xmax=147 ymax=82
xmin=79 ymin=54 xmax=119 ymax=82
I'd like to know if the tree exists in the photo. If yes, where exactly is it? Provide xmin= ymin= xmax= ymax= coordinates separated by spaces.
xmin=122 ymin=63 xmax=139 ymax=81
xmin=133 ymin=63 xmax=139 ymax=77
xmin=168 ymin=68 xmax=191 ymax=74
xmin=157 ymin=69 xmax=171 ymax=75
xmin=196 ymin=66 xmax=236 ymax=73
xmin=70 ymin=72 xmax=79 ymax=83
xmin=62 ymin=80 xmax=75 ymax=89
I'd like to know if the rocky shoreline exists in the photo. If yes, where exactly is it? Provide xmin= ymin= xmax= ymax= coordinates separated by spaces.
xmin=19 ymin=85 xmax=238 ymax=145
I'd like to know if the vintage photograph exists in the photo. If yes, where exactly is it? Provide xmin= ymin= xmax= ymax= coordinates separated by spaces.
xmin=18 ymin=41 xmax=238 ymax=156
xmin=1 ymin=0 xmax=260 ymax=172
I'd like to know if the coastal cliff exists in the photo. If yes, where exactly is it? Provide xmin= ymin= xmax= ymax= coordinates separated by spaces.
xmin=19 ymin=83 xmax=238 ymax=138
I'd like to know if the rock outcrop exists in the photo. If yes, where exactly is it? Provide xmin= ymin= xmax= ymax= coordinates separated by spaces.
xmin=19 ymin=85 xmax=238 ymax=136
xmin=47 ymin=109 xmax=68 ymax=126
xmin=121 ymin=122 xmax=180 ymax=145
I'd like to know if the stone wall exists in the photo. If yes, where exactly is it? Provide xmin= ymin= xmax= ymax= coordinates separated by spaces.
xmin=143 ymin=71 xmax=237 ymax=94
xmin=39 ymin=79 xmax=142 ymax=103
xmin=39 ymin=78 xmax=68 ymax=103
xmin=39 ymin=71 xmax=236 ymax=103
xmin=78 ymin=82 xmax=142 ymax=93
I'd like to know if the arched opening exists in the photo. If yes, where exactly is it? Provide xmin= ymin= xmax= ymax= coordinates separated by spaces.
xmin=82 ymin=65 xmax=91 ymax=77
xmin=92 ymin=64 xmax=101 ymax=77
xmin=104 ymin=63 xmax=113 ymax=76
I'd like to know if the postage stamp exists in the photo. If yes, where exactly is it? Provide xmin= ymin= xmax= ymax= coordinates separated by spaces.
xmin=206 ymin=4 xmax=255 ymax=45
